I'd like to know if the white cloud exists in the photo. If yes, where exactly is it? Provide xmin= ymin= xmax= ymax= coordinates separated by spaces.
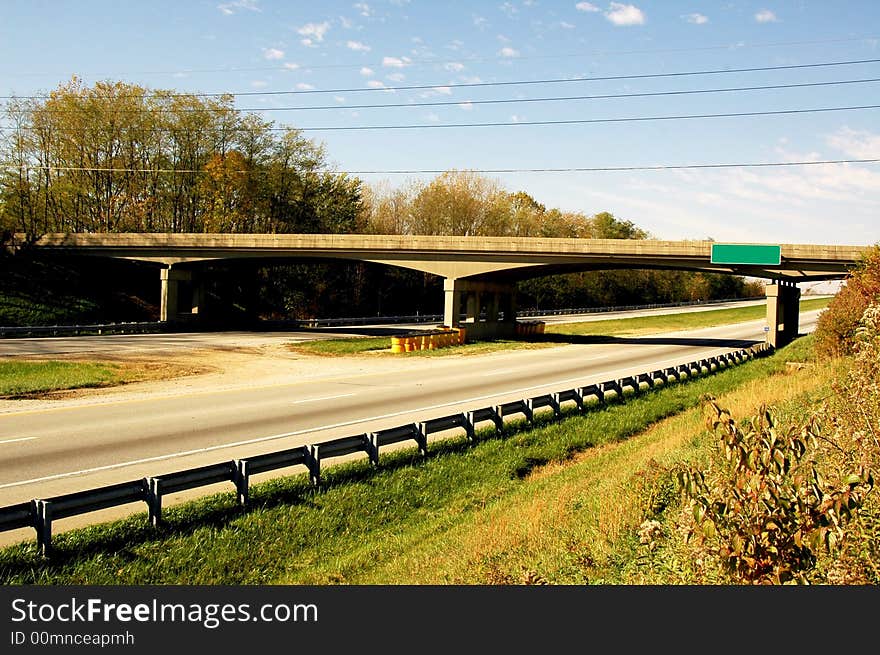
xmin=425 ymin=112 xmax=441 ymax=122
xmin=755 ymin=9 xmax=778 ymax=23
xmin=360 ymin=66 xmax=375 ymax=76
xmin=354 ymin=2 xmax=372 ymax=17
xmin=347 ymin=40 xmax=371 ymax=52
xmin=297 ymin=21 xmax=330 ymax=46
xmin=218 ymin=0 xmax=260 ymax=15
xmin=432 ymin=86 xmax=452 ymax=95
xmin=684 ymin=13 xmax=708 ymax=24
xmin=334 ymin=96 xmax=346 ymax=103
xmin=575 ymin=2 xmax=600 ymax=12
xmin=283 ymin=62 xmax=300 ymax=70
xmin=473 ymin=15 xmax=488 ymax=29
xmin=498 ymin=46 xmax=520 ymax=57
xmin=826 ymin=127 xmax=880 ymax=159
xmin=458 ymin=101 xmax=474 ymax=111
xmin=445 ymin=62 xmax=465 ymax=72
xmin=339 ymin=15 xmax=354 ymax=29
xmin=500 ymin=2 xmax=518 ymax=17
xmin=295 ymin=82 xmax=315 ymax=91
xmin=367 ymin=80 xmax=387 ymax=88
xmin=560 ymin=21 xmax=576 ymax=29
xmin=511 ymin=114 xmax=524 ymax=123
xmin=382 ymin=55 xmax=412 ymax=67
xmin=263 ymin=47 xmax=285 ymax=60
xmin=387 ymin=72 xmax=406 ymax=82
xmin=605 ymin=3 xmax=645 ymax=26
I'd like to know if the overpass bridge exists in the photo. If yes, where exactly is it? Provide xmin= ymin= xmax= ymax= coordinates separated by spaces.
xmin=17 ymin=233 xmax=868 ymax=347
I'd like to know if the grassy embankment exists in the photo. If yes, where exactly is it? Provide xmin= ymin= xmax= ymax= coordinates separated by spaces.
xmin=0 ymin=334 xmax=830 ymax=584
xmin=289 ymin=296 xmax=831 ymax=357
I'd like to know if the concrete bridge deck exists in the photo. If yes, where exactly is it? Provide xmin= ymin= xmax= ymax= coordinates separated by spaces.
xmin=14 ymin=232 xmax=868 ymax=347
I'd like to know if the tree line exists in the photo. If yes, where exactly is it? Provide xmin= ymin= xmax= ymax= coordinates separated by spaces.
xmin=0 ymin=79 xmax=762 ymax=322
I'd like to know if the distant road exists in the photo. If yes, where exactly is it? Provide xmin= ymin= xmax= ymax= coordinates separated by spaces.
xmin=0 ymin=298 xmax=774 ymax=358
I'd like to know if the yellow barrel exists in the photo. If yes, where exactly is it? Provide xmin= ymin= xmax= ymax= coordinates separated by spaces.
xmin=404 ymin=337 xmax=414 ymax=352
xmin=391 ymin=336 xmax=405 ymax=353
xmin=456 ymin=327 xmax=466 ymax=345
xmin=428 ymin=333 xmax=437 ymax=349
xmin=419 ymin=334 xmax=429 ymax=350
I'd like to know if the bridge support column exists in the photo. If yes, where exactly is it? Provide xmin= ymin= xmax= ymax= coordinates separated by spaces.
xmin=443 ymin=278 xmax=517 ymax=341
xmin=160 ymin=268 xmax=203 ymax=323
xmin=765 ymin=280 xmax=801 ymax=348
xmin=443 ymin=279 xmax=462 ymax=328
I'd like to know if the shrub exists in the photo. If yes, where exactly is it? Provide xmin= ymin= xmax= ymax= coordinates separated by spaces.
xmin=676 ymin=398 xmax=873 ymax=584
xmin=814 ymin=245 xmax=880 ymax=358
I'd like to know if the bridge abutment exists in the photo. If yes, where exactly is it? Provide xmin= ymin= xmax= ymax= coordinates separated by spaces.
xmin=444 ymin=278 xmax=517 ymax=340
xmin=765 ymin=280 xmax=801 ymax=348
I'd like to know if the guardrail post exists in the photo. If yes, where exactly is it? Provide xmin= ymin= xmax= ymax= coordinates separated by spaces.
xmin=235 ymin=460 xmax=250 ymax=508
xmin=35 ymin=500 xmax=52 ymax=557
xmin=463 ymin=414 xmax=476 ymax=441
xmin=493 ymin=406 xmax=506 ymax=435
xmin=307 ymin=447 xmax=321 ymax=487
xmin=414 ymin=424 xmax=429 ymax=456
xmin=367 ymin=436 xmax=380 ymax=467
xmin=147 ymin=478 xmax=162 ymax=528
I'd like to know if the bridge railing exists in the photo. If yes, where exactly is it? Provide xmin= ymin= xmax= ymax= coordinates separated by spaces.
xmin=0 ymin=342 xmax=773 ymax=556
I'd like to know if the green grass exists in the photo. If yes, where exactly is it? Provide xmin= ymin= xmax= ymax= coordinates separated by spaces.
xmin=0 ymin=337 xmax=819 ymax=584
xmin=549 ymin=296 xmax=831 ymax=338
xmin=289 ymin=336 xmax=555 ymax=357
xmin=0 ymin=360 xmax=126 ymax=397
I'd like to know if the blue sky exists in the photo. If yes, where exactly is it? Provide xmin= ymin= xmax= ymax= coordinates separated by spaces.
xmin=1 ymin=1 xmax=878 ymax=246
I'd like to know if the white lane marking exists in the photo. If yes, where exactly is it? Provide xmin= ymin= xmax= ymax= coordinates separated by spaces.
xmin=0 ymin=343 xmax=761 ymax=490
xmin=479 ymin=368 xmax=520 ymax=377
xmin=290 ymin=393 xmax=355 ymax=405
xmin=479 ymin=353 xmax=616 ymax=377
xmin=0 ymin=437 xmax=37 ymax=446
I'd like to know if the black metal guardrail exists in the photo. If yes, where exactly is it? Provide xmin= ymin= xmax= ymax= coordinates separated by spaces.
xmin=0 ymin=296 xmax=762 ymax=337
xmin=0 ymin=342 xmax=772 ymax=556
xmin=0 ymin=321 xmax=169 ymax=338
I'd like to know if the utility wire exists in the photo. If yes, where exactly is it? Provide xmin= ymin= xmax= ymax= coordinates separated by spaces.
xmin=3 ymin=57 xmax=880 ymax=100
xmin=13 ymin=77 xmax=880 ymax=114
xmin=8 ymin=159 xmax=879 ymax=175
xmin=286 ymin=104 xmax=880 ymax=131
xmin=4 ymin=34 xmax=877 ymax=78
xmin=2 ymin=104 xmax=878 ymax=135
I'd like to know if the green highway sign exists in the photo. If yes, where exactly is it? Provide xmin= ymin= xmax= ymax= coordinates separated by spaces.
xmin=710 ymin=243 xmax=781 ymax=266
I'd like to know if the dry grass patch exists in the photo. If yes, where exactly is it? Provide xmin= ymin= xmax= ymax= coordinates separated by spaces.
xmin=358 ymin=361 xmax=837 ymax=584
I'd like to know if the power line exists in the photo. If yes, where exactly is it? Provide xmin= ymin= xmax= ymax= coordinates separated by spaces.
xmin=292 ymin=104 xmax=880 ymax=131
xmin=8 ymin=159 xmax=879 ymax=175
xmin=14 ymin=77 xmax=880 ymax=114
xmin=5 ymin=34 xmax=877 ymax=78
xmin=3 ymin=57 xmax=880 ymax=100
xmin=2 ymin=103 xmax=878 ymax=135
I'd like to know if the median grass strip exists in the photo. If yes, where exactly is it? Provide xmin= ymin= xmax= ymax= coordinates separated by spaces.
xmin=0 ymin=360 xmax=202 ymax=398
xmin=0 ymin=337 xmax=817 ymax=584
xmin=288 ymin=336 xmax=555 ymax=357
xmin=547 ymin=296 xmax=831 ymax=338
xmin=0 ymin=360 xmax=127 ymax=397
xmin=287 ymin=297 xmax=830 ymax=357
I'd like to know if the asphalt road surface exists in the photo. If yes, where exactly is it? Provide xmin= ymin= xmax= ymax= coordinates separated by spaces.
xmin=0 ymin=309 xmax=824 ymax=546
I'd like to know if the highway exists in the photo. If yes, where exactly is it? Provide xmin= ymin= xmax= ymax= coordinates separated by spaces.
xmin=0 ymin=308 xmax=823 ymax=546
